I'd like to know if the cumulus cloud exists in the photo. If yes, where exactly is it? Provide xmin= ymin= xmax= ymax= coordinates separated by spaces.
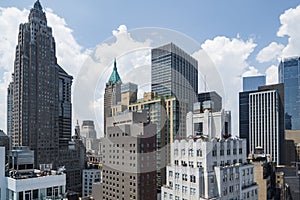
xmin=277 ymin=5 xmax=300 ymax=57
xmin=242 ymin=66 xmax=262 ymax=77
xmin=45 ymin=8 xmax=89 ymax=77
xmin=256 ymin=42 xmax=284 ymax=63
xmin=265 ymin=65 xmax=278 ymax=85
xmin=73 ymin=25 xmax=152 ymax=137
xmin=0 ymin=6 xmax=87 ymax=132
xmin=194 ymin=36 xmax=257 ymax=134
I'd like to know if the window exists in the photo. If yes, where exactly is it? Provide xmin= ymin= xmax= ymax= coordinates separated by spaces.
xmin=169 ymin=171 xmax=173 ymax=177
xmin=188 ymin=149 xmax=193 ymax=157
xmin=197 ymin=149 xmax=202 ymax=157
xmin=181 ymin=149 xmax=185 ymax=156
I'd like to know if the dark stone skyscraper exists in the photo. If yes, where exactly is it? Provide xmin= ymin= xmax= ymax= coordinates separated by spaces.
xmin=11 ymin=0 xmax=72 ymax=167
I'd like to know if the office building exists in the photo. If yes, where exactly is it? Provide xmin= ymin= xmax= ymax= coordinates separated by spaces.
xmin=151 ymin=43 xmax=198 ymax=111
xmin=243 ymin=76 xmax=266 ymax=92
xmin=239 ymin=84 xmax=285 ymax=164
xmin=161 ymin=138 xmax=258 ymax=200
xmin=82 ymin=168 xmax=101 ymax=197
xmin=58 ymin=67 xmax=73 ymax=148
xmin=198 ymin=91 xmax=222 ymax=112
xmin=0 ymin=130 xmax=9 ymax=152
xmin=279 ymin=57 xmax=300 ymax=130
xmin=96 ymin=111 xmax=157 ymax=200
xmin=7 ymin=77 xmax=13 ymax=144
xmin=10 ymin=0 xmax=73 ymax=167
xmin=104 ymin=59 xmax=122 ymax=135
xmin=127 ymin=92 xmax=187 ymax=190
xmin=79 ymin=120 xmax=100 ymax=154
xmin=248 ymin=84 xmax=285 ymax=164
xmin=284 ymin=130 xmax=300 ymax=165
xmin=0 ymin=147 xmax=67 ymax=200
xmin=248 ymin=147 xmax=276 ymax=200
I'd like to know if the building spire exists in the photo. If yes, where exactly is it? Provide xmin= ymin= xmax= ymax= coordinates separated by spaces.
xmin=107 ymin=58 xmax=121 ymax=84
xmin=34 ymin=0 xmax=43 ymax=11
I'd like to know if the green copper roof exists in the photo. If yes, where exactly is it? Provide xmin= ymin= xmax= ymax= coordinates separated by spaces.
xmin=107 ymin=58 xmax=121 ymax=84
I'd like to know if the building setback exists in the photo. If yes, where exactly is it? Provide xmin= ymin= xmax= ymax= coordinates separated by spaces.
xmin=95 ymin=111 xmax=157 ymax=200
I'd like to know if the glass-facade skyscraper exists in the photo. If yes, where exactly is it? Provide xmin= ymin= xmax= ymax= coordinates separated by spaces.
xmin=151 ymin=43 xmax=198 ymax=111
xmin=242 ymin=75 xmax=266 ymax=92
xmin=279 ymin=57 xmax=300 ymax=130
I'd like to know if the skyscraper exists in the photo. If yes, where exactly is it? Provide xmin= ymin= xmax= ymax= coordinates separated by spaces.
xmin=279 ymin=57 xmax=300 ymax=130
xmin=151 ymin=43 xmax=198 ymax=111
xmin=7 ymin=76 xmax=14 ymax=148
xmin=11 ymin=0 xmax=72 ymax=167
xmin=197 ymin=91 xmax=222 ymax=112
xmin=97 ymin=111 xmax=157 ymax=200
xmin=243 ymin=75 xmax=266 ymax=92
xmin=103 ymin=59 xmax=122 ymax=135
xmin=239 ymin=84 xmax=285 ymax=164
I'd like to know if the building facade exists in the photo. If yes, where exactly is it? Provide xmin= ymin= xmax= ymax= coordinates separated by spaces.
xmin=103 ymin=59 xmax=122 ymax=136
xmin=151 ymin=43 xmax=198 ymax=111
xmin=186 ymin=106 xmax=231 ymax=139
xmin=96 ymin=111 xmax=157 ymax=200
xmin=161 ymin=138 xmax=258 ymax=200
xmin=279 ymin=57 xmax=300 ymax=130
xmin=239 ymin=84 xmax=285 ymax=164
xmin=79 ymin=120 xmax=100 ymax=154
xmin=248 ymin=84 xmax=285 ymax=164
xmin=7 ymin=77 xmax=13 ymax=145
xmin=243 ymin=76 xmax=266 ymax=92
xmin=127 ymin=92 xmax=187 ymax=190
xmin=10 ymin=0 xmax=73 ymax=168
xmin=82 ymin=168 xmax=102 ymax=197
xmin=198 ymin=91 xmax=222 ymax=112
xmin=248 ymin=148 xmax=276 ymax=200
xmin=0 ymin=147 xmax=67 ymax=200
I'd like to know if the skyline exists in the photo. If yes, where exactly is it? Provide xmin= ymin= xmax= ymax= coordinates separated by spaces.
xmin=1 ymin=1 xmax=300 ymax=136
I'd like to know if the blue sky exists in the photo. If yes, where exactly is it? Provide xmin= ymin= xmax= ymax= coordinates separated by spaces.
xmin=1 ymin=0 xmax=298 ymax=49
xmin=1 ymin=0 xmax=300 ymax=136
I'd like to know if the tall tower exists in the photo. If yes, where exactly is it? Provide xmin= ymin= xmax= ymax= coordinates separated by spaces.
xmin=11 ymin=0 xmax=72 ymax=167
xmin=239 ymin=84 xmax=285 ymax=164
xmin=7 ymin=75 xmax=14 ymax=149
xmin=103 ymin=59 xmax=122 ymax=135
xmin=151 ymin=43 xmax=198 ymax=111
xmin=279 ymin=57 xmax=300 ymax=130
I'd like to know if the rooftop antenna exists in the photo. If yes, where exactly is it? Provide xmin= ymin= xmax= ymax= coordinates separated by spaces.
xmin=204 ymin=75 xmax=207 ymax=92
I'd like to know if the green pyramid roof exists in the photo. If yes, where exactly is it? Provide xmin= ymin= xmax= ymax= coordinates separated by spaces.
xmin=107 ymin=58 xmax=121 ymax=84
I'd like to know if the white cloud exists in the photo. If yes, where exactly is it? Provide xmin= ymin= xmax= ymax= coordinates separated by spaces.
xmin=73 ymin=25 xmax=152 ymax=137
xmin=45 ymin=8 xmax=89 ymax=78
xmin=195 ymin=36 xmax=257 ymax=135
xmin=242 ymin=66 xmax=262 ymax=77
xmin=0 ymin=6 xmax=87 ymax=132
xmin=265 ymin=65 xmax=278 ymax=85
xmin=256 ymin=42 xmax=284 ymax=63
xmin=0 ymin=7 xmax=28 ymax=71
xmin=277 ymin=5 xmax=300 ymax=57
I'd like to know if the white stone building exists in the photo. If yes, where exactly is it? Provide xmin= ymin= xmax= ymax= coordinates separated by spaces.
xmin=161 ymin=138 xmax=258 ymax=200
xmin=186 ymin=108 xmax=231 ymax=139
xmin=0 ymin=147 xmax=66 ymax=200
